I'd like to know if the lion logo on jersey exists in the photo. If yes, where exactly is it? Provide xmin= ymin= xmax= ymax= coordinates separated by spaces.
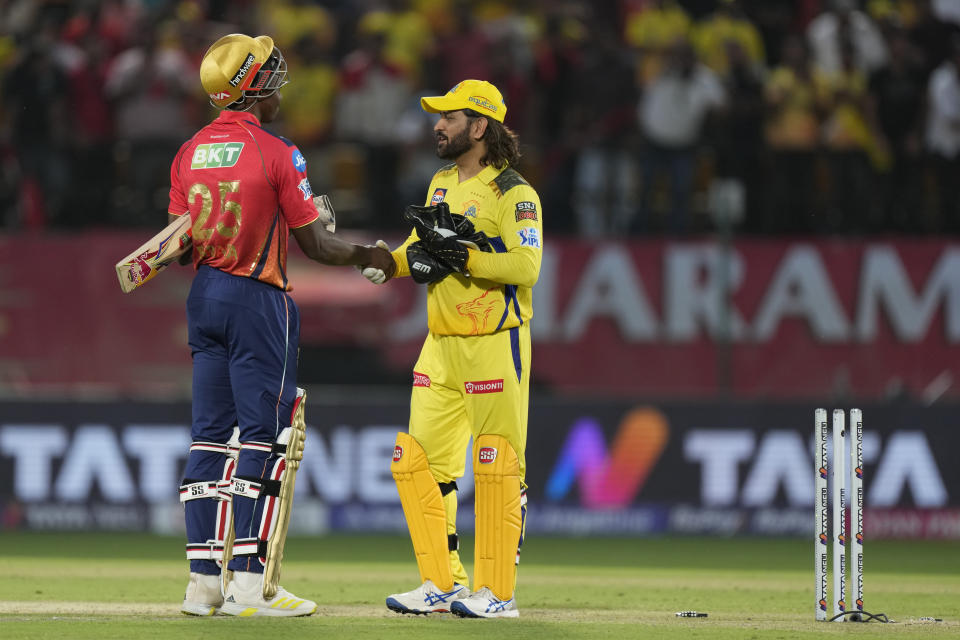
xmin=456 ymin=289 xmax=502 ymax=335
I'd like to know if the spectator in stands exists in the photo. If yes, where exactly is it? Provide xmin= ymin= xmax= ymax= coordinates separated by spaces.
xmin=818 ymin=40 xmax=883 ymax=232
xmin=433 ymin=2 xmax=492 ymax=92
xmin=531 ymin=13 xmax=587 ymax=233
xmin=335 ymin=12 xmax=412 ymax=228
xmin=279 ymin=32 xmax=339 ymax=148
xmin=570 ymin=18 xmax=638 ymax=237
xmin=808 ymin=0 xmax=888 ymax=75
xmin=3 ymin=26 xmax=70 ymax=228
xmin=105 ymin=22 xmax=197 ymax=226
xmin=905 ymin=0 xmax=956 ymax=78
xmin=869 ymin=26 xmax=926 ymax=231
xmin=635 ymin=38 xmax=726 ymax=233
xmin=260 ymin=0 xmax=335 ymax=56
xmin=63 ymin=28 xmax=115 ymax=227
xmin=713 ymin=37 xmax=765 ymax=233
xmin=693 ymin=0 xmax=765 ymax=79
xmin=762 ymin=35 xmax=821 ymax=233
xmin=372 ymin=0 xmax=435 ymax=83
xmin=624 ymin=0 xmax=693 ymax=87
xmin=924 ymin=35 xmax=960 ymax=233
xmin=745 ymin=0 xmax=800 ymax=67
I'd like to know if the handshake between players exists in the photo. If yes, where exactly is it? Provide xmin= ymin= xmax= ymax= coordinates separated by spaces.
xmin=361 ymin=202 xmax=492 ymax=286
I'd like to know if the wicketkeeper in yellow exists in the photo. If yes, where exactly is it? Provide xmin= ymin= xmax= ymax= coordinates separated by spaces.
xmin=361 ymin=79 xmax=542 ymax=618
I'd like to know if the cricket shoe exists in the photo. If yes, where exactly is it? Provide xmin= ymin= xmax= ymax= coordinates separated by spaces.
xmin=386 ymin=579 xmax=469 ymax=614
xmin=181 ymin=572 xmax=223 ymax=616
xmin=219 ymin=571 xmax=317 ymax=617
xmin=450 ymin=586 xmax=519 ymax=618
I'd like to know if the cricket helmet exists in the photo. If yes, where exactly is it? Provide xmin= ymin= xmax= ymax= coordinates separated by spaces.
xmin=200 ymin=33 xmax=288 ymax=110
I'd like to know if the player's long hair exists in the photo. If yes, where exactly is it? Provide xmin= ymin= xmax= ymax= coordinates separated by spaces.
xmin=467 ymin=110 xmax=521 ymax=169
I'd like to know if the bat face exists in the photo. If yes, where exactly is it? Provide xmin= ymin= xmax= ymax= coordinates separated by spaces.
xmin=115 ymin=215 xmax=193 ymax=293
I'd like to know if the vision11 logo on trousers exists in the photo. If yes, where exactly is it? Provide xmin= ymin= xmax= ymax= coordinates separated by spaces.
xmin=545 ymin=408 xmax=669 ymax=508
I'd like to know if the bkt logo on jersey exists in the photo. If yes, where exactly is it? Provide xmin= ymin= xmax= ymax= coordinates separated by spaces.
xmin=517 ymin=227 xmax=541 ymax=249
xmin=431 ymin=188 xmax=447 ymax=205
xmin=191 ymin=143 xmax=245 ymax=169
xmin=298 ymin=177 xmax=313 ymax=200
xmin=292 ymin=149 xmax=307 ymax=172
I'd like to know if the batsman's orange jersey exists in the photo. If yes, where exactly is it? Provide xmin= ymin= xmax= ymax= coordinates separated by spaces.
xmin=392 ymin=163 xmax=543 ymax=336
xmin=168 ymin=110 xmax=319 ymax=290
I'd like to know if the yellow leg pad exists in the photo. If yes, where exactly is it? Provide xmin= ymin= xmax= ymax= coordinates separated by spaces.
xmin=473 ymin=434 xmax=522 ymax=602
xmin=391 ymin=432 xmax=455 ymax=591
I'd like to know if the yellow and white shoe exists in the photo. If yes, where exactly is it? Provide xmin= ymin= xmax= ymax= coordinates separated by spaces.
xmin=181 ymin=572 xmax=223 ymax=616
xmin=220 ymin=571 xmax=317 ymax=617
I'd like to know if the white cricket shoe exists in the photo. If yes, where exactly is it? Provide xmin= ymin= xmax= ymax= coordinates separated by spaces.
xmin=386 ymin=579 xmax=469 ymax=614
xmin=219 ymin=571 xmax=317 ymax=617
xmin=181 ymin=572 xmax=223 ymax=616
xmin=450 ymin=586 xmax=519 ymax=618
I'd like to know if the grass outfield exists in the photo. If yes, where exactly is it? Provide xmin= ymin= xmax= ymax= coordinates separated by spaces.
xmin=1 ymin=533 xmax=958 ymax=639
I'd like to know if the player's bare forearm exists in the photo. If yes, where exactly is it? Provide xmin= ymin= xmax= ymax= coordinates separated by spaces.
xmin=291 ymin=222 xmax=395 ymax=275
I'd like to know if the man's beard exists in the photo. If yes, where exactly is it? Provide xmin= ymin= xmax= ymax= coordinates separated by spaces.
xmin=436 ymin=127 xmax=473 ymax=159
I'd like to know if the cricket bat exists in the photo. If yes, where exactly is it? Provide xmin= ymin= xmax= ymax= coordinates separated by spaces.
xmin=115 ymin=214 xmax=193 ymax=293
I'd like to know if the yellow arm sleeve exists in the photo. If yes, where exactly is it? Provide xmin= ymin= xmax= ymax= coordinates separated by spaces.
xmin=389 ymin=230 xmax=419 ymax=278
xmin=467 ymin=248 xmax=541 ymax=288
xmin=467 ymin=183 xmax=543 ymax=288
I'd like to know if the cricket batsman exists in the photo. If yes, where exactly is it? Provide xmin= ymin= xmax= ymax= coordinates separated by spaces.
xmin=361 ymin=79 xmax=543 ymax=618
xmin=171 ymin=33 xmax=394 ymax=616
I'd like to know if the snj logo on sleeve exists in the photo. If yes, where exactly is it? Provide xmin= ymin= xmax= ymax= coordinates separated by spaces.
xmin=393 ymin=446 xmax=403 ymax=462
xmin=515 ymin=201 xmax=537 ymax=222
xmin=478 ymin=447 xmax=498 ymax=464
xmin=465 ymin=379 xmax=503 ymax=394
xmin=191 ymin=143 xmax=245 ymax=169
xmin=413 ymin=371 xmax=431 ymax=387
xmin=517 ymin=227 xmax=541 ymax=248
xmin=431 ymin=188 xmax=448 ymax=205
xmin=298 ymin=177 xmax=313 ymax=200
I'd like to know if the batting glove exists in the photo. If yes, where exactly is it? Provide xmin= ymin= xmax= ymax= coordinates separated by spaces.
xmin=313 ymin=195 xmax=336 ymax=233
xmin=360 ymin=240 xmax=392 ymax=284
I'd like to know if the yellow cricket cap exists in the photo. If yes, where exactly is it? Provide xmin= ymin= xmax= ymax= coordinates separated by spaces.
xmin=200 ymin=34 xmax=275 ymax=108
xmin=420 ymin=79 xmax=506 ymax=123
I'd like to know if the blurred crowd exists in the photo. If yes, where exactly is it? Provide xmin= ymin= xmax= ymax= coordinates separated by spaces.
xmin=1 ymin=0 xmax=959 ymax=235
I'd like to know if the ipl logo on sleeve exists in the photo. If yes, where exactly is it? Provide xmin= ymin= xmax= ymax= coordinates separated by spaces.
xmin=298 ymin=177 xmax=313 ymax=200
xmin=431 ymin=188 xmax=448 ymax=205
xmin=517 ymin=227 xmax=541 ymax=249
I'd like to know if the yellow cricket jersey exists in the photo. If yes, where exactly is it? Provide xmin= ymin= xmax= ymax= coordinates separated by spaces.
xmin=392 ymin=163 xmax=543 ymax=337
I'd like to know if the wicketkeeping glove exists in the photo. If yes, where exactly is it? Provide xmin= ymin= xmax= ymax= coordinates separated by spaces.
xmin=425 ymin=237 xmax=470 ymax=274
xmin=402 ymin=202 xmax=492 ymax=252
xmin=403 ymin=202 xmax=458 ymax=245
xmin=406 ymin=241 xmax=454 ymax=284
